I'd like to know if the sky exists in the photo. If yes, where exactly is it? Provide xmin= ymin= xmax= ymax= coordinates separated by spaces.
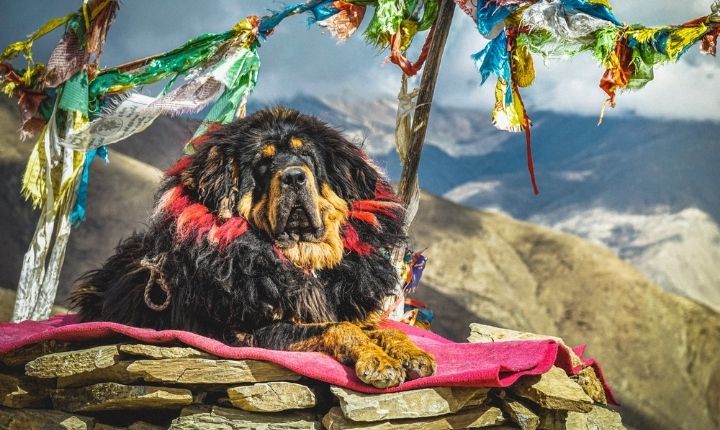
xmin=1 ymin=0 xmax=718 ymax=121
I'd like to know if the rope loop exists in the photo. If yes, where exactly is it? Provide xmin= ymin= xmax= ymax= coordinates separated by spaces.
xmin=140 ymin=254 xmax=172 ymax=312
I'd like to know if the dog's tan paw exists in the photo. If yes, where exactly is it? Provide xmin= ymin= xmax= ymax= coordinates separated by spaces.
xmin=366 ymin=329 xmax=437 ymax=381
xmin=355 ymin=352 xmax=406 ymax=388
xmin=401 ymin=349 xmax=436 ymax=380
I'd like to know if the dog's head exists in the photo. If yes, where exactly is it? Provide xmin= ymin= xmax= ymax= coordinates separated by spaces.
xmin=158 ymin=107 xmax=404 ymax=270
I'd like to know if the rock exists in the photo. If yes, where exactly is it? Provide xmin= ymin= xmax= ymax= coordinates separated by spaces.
xmin=0 ymin=373 xmax=50 ymax=408
xmin=322 ymin=405 xmax=505 ymax=430
xmin=574 ymin=367 xmax=606 ymax=405
xmin=180 ymin=404 xmax=213 ymax=416
xmin=128 ymin=421 xmax=166 ymax=430
xmin=0 ymin=407 xmax=95 ymax=429
xmin=56 ymin=362 xmax=138 ymax=388
xmin=498 ymin=396 xmax=539 ymax=430
xmin=566 ymin=406 xmax=626 ymax=430
xmin=467 ymin=324 xmax=583 ymax=368
xmin=329 ymin=386 xmax=488 ymax=422
xmin=511 ymin=367 xmax=593 ymax=413
xmin=52 ymin=382 xmax=192 ymax=412
xmin=227 ymin=382 xmax=316 ymax=412
xmin=171 ymin=405 xmax=321 ymax=429
xmin=0 ymin=341 xmax=73 ymax=367
xmin=118 ymin=344 xmax=213 ymax=359
xmin=92 ymin=424 xmax=125 ymax=430
xmin=538 ymin=410 xmax=568 ymax=430
xmin=25 ymin=345 xmax=120 ymax=378
xmin=125 ymin=358 xmax=300 ymax=384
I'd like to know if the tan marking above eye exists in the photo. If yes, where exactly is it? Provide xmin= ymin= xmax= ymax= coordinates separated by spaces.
xmin=261 ymin=144 xmax=276 ymax=158
xmin=289 ymin=137 xmax=303 ymax=150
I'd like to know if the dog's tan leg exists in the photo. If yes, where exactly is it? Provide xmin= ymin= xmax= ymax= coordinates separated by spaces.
xmin=288 ymin=322 xmax=406 ymax=388
xmin=365 ymin=328 xmax=436 ymax=380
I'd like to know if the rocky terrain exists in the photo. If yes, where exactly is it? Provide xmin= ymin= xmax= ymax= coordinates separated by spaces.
xmin=0 ymin=326 xmax=623 ymax=429
xmin=0 ymin=99 xmax=718 ymax=429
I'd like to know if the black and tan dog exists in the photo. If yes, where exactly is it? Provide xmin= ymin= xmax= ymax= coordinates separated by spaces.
xmin=71 ymin=107 xmax=435 ymax=388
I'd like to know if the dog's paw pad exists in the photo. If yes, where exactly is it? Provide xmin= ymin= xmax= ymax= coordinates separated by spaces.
xmin=355 ymin=353 xmax=406 ymax=389
xmin=402 ymin=350 xmax=436 ymax=380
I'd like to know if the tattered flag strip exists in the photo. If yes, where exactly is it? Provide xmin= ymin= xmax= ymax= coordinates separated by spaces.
xmin=1 ymin=1 xmax=443 ymax=322
xmin=456 ymin=0 xmax=719 ymax=193
xmin=1 ymin=0 xmax=717 ymax=322
xmin=317 ymin=1 xmax=366 ymax=42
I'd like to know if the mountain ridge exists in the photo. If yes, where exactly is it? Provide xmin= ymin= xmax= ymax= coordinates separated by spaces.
xmin=0 ymin=98 xmax=719 ymax=429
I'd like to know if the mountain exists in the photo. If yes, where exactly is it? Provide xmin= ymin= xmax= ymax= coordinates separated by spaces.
xmin=7 ymin=93 xmax=716 ymax=312
xmin=408 ymin=192 xmax=720 ymax=430
xmin=269 ymin=95 xmax=720 ymax=312
xmin=1 ymin=98 xmax=719 ymax=429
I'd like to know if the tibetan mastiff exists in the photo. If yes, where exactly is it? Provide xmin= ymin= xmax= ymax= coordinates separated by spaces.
xmin=71 ymin=107 xmax=435 ymax=388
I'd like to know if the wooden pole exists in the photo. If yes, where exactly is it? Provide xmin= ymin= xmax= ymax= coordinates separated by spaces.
xmin=387 ymin=0 xmax=455 ymax=320
xmin=396 ymin=0 xmax=456 ymax=206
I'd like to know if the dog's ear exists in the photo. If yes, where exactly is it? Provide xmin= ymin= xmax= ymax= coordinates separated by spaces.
xmin=182 ymin=145 xmax=247 ymax=219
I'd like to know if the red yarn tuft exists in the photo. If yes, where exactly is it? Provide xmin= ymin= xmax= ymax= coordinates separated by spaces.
xmin=163 ymin=184 xmax=249 ymax=247
xmin=342 ymin=224 xmax=374 ymax=255
xmin=352 ymin=200 xmax=401 ymax=219
xmin=210 ymin=217 xmax=249 ymax=250
xmin=157 ymin=186 xmax=183 ymax=214
xmin=347 ymin=210 xmax=380 ymax=228
xmin=374 ymin=181 xmax=400 ymax=202
xmin=166 ymin=194 xmax=191 ymax=217
xmin=176 ymin=204 xmax=212 ymax=240
xmin=188 ymin=123 xmax=224 ymax=149
xmin=193 ymin=215 xmax=216 ymax=242
xmin=165 ymin=156 xmax=192 ymax=177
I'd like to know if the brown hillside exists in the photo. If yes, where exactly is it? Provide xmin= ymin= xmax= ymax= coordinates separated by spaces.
xmin=410 ymin=193 xmax=720 ymax=430
xmin=0 ymin=101 xmax=718 ymax=429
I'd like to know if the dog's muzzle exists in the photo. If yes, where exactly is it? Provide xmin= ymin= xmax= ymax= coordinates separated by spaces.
xmin=273 ymin=167 xmax=324 ymax=244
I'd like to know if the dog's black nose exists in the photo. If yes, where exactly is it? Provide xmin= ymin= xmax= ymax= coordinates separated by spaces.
xmin=282 ymin=168 xmax=307 ymax=187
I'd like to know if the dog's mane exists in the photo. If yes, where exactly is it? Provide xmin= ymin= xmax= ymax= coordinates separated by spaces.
xmin=72 ymin=108 xmax=408 ymax=343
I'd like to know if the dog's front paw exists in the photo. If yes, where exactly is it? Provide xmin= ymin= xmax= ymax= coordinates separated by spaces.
xmin=355 ymin=352 xmax=406 ymax=388
xmin=366 ymin=329 xmax=437 ymax=381
xmin=401 ymin=349 xmax=436 ymax=380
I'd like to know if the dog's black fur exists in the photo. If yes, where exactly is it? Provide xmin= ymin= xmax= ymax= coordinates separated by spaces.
xmin=72 ymin=108 xmax=434 ymax=387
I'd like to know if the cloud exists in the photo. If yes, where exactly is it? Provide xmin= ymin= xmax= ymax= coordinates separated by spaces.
xmin=433 ymin=1 xmax=720 ymax=121
xmin=0 ymin=0 xmax=717 ymax=121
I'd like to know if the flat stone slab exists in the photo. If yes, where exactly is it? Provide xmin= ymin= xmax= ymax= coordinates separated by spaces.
xmin=56 ymin=362 xmax=138 ymax=388
xmin=127 ymin=421 xmax=166 ymax=430
xmin=498 ymin=396 xmax=539 ymax=430
xmin=0 ymin=341 xmax=73 ymax=367
xmin=538 ymin=410 xmax=568 ymax=430
xmin=330 ymin=386 xmax=489 ymax=422
xmin=511 ymin=367 xmax=593 ymax=413
xmin=52 ymin=382 xmax=192 ymax=412
xmin=566 ymin=406 xmax=626 ymax=430
xmin=0 ymin=373 xmax=50 ymax=408
xmin=118 ymin=344 xmax=214 ymax=360
xmin=0 ymin=407 xmax=95 ymax=429
xmin=93 ymin=424 xmax=126 ymax=430
xmin=125 ymin=358 xmax=301 ymax=384
xmin=322 ymin=405 xmax=505 ymax=430
xmin=227 ymin=382 xmax=317 ymax=412
xmin=25 ymin=345 xmax=120 ymax=378
xmin=171 ymin=405 xmax=321 ymax=429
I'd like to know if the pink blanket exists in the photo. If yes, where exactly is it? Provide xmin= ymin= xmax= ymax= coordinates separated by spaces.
xmin=0 ymin=315 xmax=616 ymax=403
